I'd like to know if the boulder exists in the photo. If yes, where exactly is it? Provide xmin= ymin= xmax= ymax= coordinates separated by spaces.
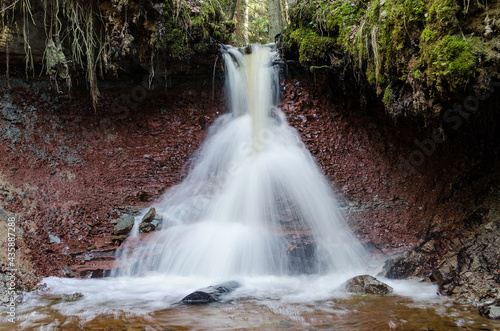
xmin=181 ymin=281 xmax=241 ymax=304
xmin=479 ymin=303 xmax=500 ymax=320
xmin=344 ymin=275 xmax=393 ymax=295
xmin=285 ymin=236 xmax=317 ymax=274
xmin=141 ymin=208 xmax=156 ymax=223
xmin=379 ymin=251 xmax=425 ymax=279
xmin=113 ymin=214 xmax=135 ymax=236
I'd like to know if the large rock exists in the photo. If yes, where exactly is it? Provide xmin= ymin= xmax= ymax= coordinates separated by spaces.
xmin=379 ymin=251 xmax=425 ymax=279
xmin=113 ymin=214 xmax=135 ymax=236
xmin=344 ymin=275 xmax=393 ymax=295
xmin=479 ymin=303 xmax=500 ymax=320
xmin=285 ymin=236 xmax=317 ymax=274
xmin=181 ymin=281 xmax=241 ymax=304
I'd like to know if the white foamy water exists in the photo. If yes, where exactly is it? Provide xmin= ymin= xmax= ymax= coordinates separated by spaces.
xmin=115 ymin=44 xmax=366 ymax=278
xmin=13 ymin=274 xmax=442 ymax=324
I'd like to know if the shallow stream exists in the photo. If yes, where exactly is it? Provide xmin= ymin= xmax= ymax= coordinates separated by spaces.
xmin=4 ymin=275 xmax=500 ymax=330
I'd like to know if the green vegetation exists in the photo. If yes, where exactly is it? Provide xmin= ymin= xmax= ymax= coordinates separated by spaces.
xmin=282 ymin=0 xmax=496 ymax=119
xmin=0 ymin=0 xmax=235 ymax=106
xmin=159 ymin=0 xmax=234 ymax=59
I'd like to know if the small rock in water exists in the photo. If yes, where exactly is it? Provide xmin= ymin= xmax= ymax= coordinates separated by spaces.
xmin=139 ymin=222 xmax=156 ymax=233
xmin=285 ymin=236 xmax=317 ymax=274
xmin=64 ymin=265 xmax=75 ymax=278
xmin=141 ymin=207 xmax=156 ymax=223
xmin=113 ymin=214 xmax=135 ymax=235
xmin=14 ymin=294 xmax=23 ymax=304
xmin=343 ymin=275 xmax=393 ymax=295
xmin=62 ymin=292 xmax=84 ymax=301
xmin=181 ymin=281 xmax=241 ymax=304
xmin=479 ymin=303 xmax=500 ymax=320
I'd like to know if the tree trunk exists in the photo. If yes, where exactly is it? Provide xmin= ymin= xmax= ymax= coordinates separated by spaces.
xmin=226 ymin=0 xmax=239 ymax=20
xmin=243 ymin=0 xmax=249 ymax=45
xmin=235 ymin=0 xmax=247 ymax=45
xmin=269 ymin=0 xmax=282 ymax=43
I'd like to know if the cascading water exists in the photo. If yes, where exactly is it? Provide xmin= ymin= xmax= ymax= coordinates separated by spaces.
xmin=114 ymin=44 xmax=366 ymax=278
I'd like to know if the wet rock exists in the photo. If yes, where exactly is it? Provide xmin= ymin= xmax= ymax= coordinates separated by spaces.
xmin=62 ymin=292 xmax=84 ymax=301
xmin=343 ymin=275 xmax=393 ymax=295
xmin=64 ymin=265 xmax=75 ymax=278
xmin=49 ymin=234 xmax=61 ymax=244
xmin=139 ymin=222 xmax=156 ymax=233
xmin=181 ymin=281 xmax=240 ymax=304
xmin=138 ymin=208 xmax=157 ymax=233
xmin=141 ymin=207 xmax=156 ymax=223
xmin=14 ymin=294 xmax=23 ymax=304
xmin=379 ymin=251 xmax=425 ymax=279
xmin=113 ymin=214 xmax=135 ymax=236
xmin=285 ymin=236 xmax=317 ymax=274
xmin=111 ymin=234 xmax=128 ymax=242
xmin=90 ymin=269 xmax=111 ymax=278
xmin=479 ymin=303 xmax=500 ymax=319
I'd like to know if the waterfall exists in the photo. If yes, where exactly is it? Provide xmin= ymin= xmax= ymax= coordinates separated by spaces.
xmin=114 ymin=44 xmax=366 ymax=278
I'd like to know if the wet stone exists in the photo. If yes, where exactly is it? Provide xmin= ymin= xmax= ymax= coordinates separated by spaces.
xmin=343 ymin=275 xmax=393 ymax=295
xmin=141 ymin=208 xmax=156 ymax=223
xmin=139 ymin=222 xmax=156 ymax=233
xmin=113 ymin=214 xmax=135 ymax=235
xmin=379 ymin=251 xmax=425 ymax=279
xmin=62 ymin=292 xmax=83 ymax=301
xmin=181 ymin=281 xmax=241 ymax=304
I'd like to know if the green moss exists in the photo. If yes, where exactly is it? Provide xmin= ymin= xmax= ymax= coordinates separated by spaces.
xmin=299 ymin=31 xmax=336 ymax=66
xmin=413 ymin=69 xmax=422 ymax=80
xmin=421 ymin=28 xmax=438 ymax=42
xmin=427 ymin=0 xmax=460 ymax=32
xmin=421 ymin=34 xmax=477 ymax=92
xmin=159 ymin=0 xmax=232 ymax=60
xmin=382 ymin=84 xmax=392 ymax=107
xmin=284 ymin=0 xmax=491 ymax=118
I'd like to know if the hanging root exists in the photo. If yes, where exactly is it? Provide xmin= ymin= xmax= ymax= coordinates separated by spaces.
xmin=371 ymin=26 xmax=380 ymax=84
xmin=1 ymin=0 xmax=105 ymax=107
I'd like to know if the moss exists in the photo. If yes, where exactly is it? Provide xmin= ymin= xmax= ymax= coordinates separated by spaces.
xmin=382 ymin=84 xmax=392 ymax=107
xmin=413 ymin=69 xmax=422 ymax=80
xmin=299 ymin=31 xmax=335 ymax=66
xmin=426 ymin=0 xmax=460 ymax=32
xmin=421 ymin=34 xmax=477 ymax=92
xmin=284 ymin=0 xmax=496 ymax=120
xmin=159 ymin=0 xmax=232 ymax=60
